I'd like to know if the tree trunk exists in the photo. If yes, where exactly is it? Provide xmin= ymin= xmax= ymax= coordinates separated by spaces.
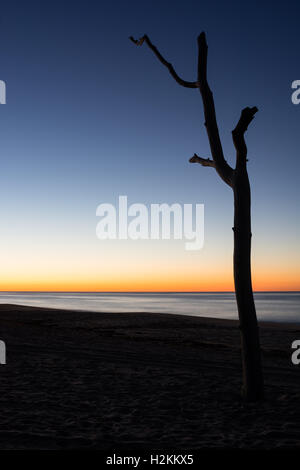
xmin=233 ymin=166 xmax=264 ymax=401
xmin=130 ymin=31 xmax=265 ymax=401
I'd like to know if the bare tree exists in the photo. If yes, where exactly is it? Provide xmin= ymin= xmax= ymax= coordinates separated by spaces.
xmin=130 ymin=32 xmax=264 ymax=401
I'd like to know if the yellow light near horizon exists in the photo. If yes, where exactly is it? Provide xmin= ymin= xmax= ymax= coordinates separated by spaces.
xmin=0 ymin=267 xmax=299 ymax=292
xmin=0 ymin=239 xmax=299 ymax=292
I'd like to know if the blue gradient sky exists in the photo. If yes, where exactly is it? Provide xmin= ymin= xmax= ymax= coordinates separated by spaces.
xmin=0 ymin=0 xmax=299 ymax=290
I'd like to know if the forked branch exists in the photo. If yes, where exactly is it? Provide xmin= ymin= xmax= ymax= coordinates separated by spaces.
xmin=130 ymin=32 xmax=238 ymax=187
xmin=196 ymin=32 xmax=234 ymax=187
xmin=232 ymin=107 xmax=258 ymax=168
xmin=129 ymin=35 xmax=199 ymax=89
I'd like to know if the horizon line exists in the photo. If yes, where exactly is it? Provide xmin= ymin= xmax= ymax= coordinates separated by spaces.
xmin=0 ymin=290 xmax=299 ymax=294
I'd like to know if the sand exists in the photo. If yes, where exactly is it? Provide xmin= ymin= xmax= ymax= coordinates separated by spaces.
xmin=0 ymin=304 xmax=299 ymax=450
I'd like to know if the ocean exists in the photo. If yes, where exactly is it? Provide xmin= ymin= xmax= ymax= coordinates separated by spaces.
xmin=0 ymin=291 xmax=299 ymax=323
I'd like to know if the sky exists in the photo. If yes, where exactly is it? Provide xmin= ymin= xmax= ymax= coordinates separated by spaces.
xmin=0 ymin=0 xmax=299 ymax=291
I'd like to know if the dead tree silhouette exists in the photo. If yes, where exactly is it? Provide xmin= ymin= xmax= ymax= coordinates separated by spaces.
xmin=130 ymin=32 xmax=264 ymax=402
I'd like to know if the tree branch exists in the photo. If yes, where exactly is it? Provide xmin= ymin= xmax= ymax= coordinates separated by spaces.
xmin=232 ymin=107 xmax=258 ymax=169
xmin=129 ymin=35 xmax=199 ymax=89
xmin=197 ymin=32 xmax=234 ymax=187
xmin=189 ymin=153 xmax=215 ymax=167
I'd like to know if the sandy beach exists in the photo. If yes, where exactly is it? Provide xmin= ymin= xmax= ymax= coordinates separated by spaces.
xmin=0 ymin=304 xmax=299 ymax=450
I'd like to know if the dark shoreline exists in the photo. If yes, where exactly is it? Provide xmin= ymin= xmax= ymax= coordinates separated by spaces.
xmin=0 ymin=304 xmax=299 ymax=450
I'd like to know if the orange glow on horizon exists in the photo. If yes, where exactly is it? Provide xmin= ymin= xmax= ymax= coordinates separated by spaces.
xmin=0 ymin=244 xmax=299 ymax=292
xmin=0 ymin=271 xmax=299 ymax=292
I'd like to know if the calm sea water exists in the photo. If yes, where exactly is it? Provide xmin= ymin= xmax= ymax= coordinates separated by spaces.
xmin=0 ymin=292 xmax=299 ymax=323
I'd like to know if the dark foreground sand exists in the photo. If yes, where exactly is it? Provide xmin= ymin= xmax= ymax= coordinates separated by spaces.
xmin=0 ymin=304 xmax=299 ymax=450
